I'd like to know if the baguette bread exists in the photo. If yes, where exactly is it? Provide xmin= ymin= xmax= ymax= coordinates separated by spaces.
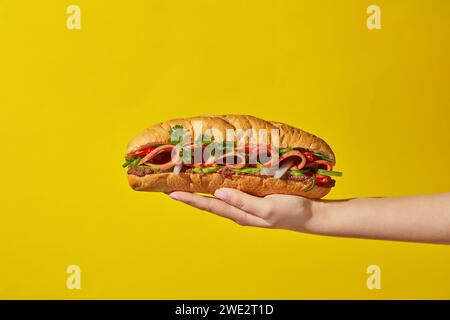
xmin=127 ymin=114 xmax=334 ymax=157
xmin=126 ymin=115 xmax=335 ymax=198
xmin=128 ymin=173 xmax=330 ymax=199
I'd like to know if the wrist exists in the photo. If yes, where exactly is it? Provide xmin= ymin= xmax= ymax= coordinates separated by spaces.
xmin=303 ymin=199 xmax=334 ymax=235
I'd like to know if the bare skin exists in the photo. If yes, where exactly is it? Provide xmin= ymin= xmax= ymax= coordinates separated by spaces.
xmin=168 ymin=189 xmax=450 ymax=244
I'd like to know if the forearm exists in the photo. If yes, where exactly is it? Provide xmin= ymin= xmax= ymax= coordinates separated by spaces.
xmin=308 ymin=193 xmax=450 ymax=244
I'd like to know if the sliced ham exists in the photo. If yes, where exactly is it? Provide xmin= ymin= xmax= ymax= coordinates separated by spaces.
xmin=314 ymin=159 xmax=334 ymax=171
xmin=134 ymin=143 xmax=318 ymax=174
xmin=266 ymin=150 xmax=306 ymax=171
xmin=285 ymin=150 xmax=307 ymax=170
xmin=138 ymin=144 xmax=181 ymax=171
xmin=216 ymin=151 xmax=246 ymax=169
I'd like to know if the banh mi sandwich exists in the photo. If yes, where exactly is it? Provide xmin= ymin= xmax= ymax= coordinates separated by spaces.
xmin=123 ymin=115 xmax=342 ymax=199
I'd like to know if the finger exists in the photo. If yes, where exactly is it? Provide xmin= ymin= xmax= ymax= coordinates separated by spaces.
xmin=168 ymin=191 xmax=270 ymax=227
xmin=213 ymin=188 xmax=271 ymax=218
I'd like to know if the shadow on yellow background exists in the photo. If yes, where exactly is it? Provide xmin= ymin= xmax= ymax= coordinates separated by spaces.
xmin=0 ymin=0 xmax=449 ymax=299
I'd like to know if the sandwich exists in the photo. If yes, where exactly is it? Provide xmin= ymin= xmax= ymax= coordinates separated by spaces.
xmin=123 ymin=115 xmax=342 ymax=199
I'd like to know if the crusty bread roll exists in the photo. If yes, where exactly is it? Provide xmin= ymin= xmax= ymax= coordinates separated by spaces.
xmin=127 ymin=114 xmax=334 ymax=157
xmin=126 ymin=115 xmax=335 ymax=198
xmin=128 ymin=173 xmax=330 ymax=199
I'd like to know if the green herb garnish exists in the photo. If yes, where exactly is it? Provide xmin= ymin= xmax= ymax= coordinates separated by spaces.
xmin=201 ymin=166 xmax=223 ymax=173
xmin=195 ymin=134 xmax=214 ymax=145
xmin=313 ymin=151 xmax=335 ymax=163
xmin=168 ymin=124 xmax=186 ymax=144
xmin=122 ymin=160 xmax=132 ymax=168
xmin=303 ymin=174 xmax=316 ymax=192
xmin=255 ymin=161 xmax=265 ymax=169
xmin=317 ymin=169 xmax=343 ymax=177
xmin=235 ymin=167 xmax=260 ymax=174
xmin=288 ymin=169 xmax=306 ymax=176
xmin=191 ymin=166 xmax=223 ymax=173
xmin=122 ymin=157 xmax=140 ymax=168
xmin=137 ymin=165 xmax=160 ymax=171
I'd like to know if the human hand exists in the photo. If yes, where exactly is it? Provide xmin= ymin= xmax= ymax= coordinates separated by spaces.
xmin=168 ymin=188 xmax=324 ymax=233
xmin=168 ymin=190 xmax=450 ymax=244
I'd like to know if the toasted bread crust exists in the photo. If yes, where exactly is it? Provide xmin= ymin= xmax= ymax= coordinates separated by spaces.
xmin=127 ymin=114 xmax=334 ymax=160
xmin=127 ymin=173 xmax=331 ymax=199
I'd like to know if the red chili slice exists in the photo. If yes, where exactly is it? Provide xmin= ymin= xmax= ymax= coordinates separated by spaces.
xmin=316 ymin=174 xmax=331 ymax=186
xmin=303 ymin=151 xmax=317 ymax=162
xmin=128 ymin=146 xmax=156 ymax=157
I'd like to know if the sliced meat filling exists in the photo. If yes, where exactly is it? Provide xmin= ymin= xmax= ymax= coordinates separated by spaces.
xmin=124 ymin=144 xmax=339 ymax=188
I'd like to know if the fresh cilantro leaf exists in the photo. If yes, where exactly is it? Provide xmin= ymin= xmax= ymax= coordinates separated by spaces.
xmin=168 ymin=125 xmax=186 ymax=144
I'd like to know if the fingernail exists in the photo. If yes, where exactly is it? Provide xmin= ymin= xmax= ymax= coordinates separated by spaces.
xmin=214 ymin=189 xmax=228 ymax=200
xmin=168 ymin=192 xmax=179 ymax=200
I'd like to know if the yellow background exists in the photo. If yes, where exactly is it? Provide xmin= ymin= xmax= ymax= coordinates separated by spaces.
xmin=1 ymin=0 xmax=449 ymax=299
